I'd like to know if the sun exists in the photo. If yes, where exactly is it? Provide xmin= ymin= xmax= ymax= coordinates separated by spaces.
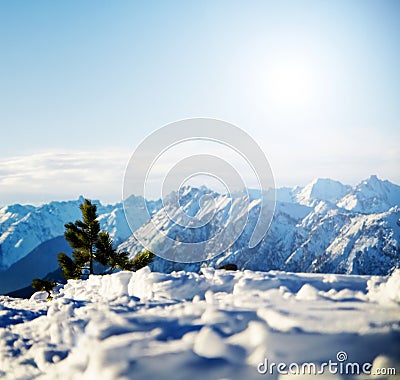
xmin=265 ymin=60 xmax=318 ymax=110
xmin=268 ymin=63 xmax=315 ymax=107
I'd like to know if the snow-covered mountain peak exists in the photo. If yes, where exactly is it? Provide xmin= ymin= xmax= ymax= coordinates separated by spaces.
xmin=295 ymin=178 xmax=351 ymax=206
xmin=178 ymin=184 xmax=213 ymax=197
xmin=365 ymin=174 xmax=380 ymax=184
xmin=0 ymin=204 xmax=34 ymax=225
xmin=337 ymin=175 xmax=400 ymax=213
xmin=160 ymin=186 xmax=220 ymax=219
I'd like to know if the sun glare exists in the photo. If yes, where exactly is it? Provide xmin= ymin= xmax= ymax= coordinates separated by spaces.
xmin=267 ymin=62 xmax=316 ymax=108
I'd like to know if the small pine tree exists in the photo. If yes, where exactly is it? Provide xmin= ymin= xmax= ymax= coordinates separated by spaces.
xmin=58 ymin=253 xmax=80 ymax=280
xmin=95 ymin=231 xmax=116 ymax=266
xmin=131 ymin=250 xmax=155 ymax=271
xmin=58 ymin=199 xmax=117 ymax=279
xmin=109 ymin=250 xmax=132 ymax=271
xmin=217 ymin=263 xmax=238 ymax=271
xmin=109 ymin=250 xmax=155 ymax=271
xmin=58 ymin=199 xmax=155 ymax=279
xmin=32 ymin=278 xmax=57 ymax=300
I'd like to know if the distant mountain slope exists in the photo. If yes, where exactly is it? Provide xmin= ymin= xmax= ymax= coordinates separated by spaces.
xmin=0 ymin=236 xmax=71 ymax=294
xmin=337 ymin=175 xmax=400 ymax=213
xmin=0 ymin=196 xmax=160 ymax=272
xmin=120 ymin=176 xmax=400 ymax=276
xmin=1 ymin=176 xmax=399 ymax=282
xmin=0 ymin=198 xmax=85 ymax=271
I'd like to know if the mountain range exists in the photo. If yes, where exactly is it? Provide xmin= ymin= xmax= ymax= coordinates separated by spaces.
xmin=0 ymin=175 xmax=399 ymax=294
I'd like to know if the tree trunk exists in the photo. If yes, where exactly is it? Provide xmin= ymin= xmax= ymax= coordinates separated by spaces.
xmin=89 ymin=236 xmax=94 ymax=275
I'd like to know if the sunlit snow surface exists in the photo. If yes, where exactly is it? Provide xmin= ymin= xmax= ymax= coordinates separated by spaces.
xmin=1 ymin=268 xmax=400 ymax=379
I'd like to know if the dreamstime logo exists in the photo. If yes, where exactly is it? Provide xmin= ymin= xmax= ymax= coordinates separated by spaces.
xmin=336 ymin=351 xmax=348 ymax=362
xmin=257 ymin=351 xmax=397 ymax=376
xmin=122 ymin=118 xmax=275 ymax=263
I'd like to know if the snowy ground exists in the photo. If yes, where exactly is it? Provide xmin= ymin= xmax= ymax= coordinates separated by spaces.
xmin=1 ymin=268 xmax=400 ymax=380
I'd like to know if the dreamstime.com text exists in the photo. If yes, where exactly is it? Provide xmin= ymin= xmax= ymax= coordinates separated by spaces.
xmin=257 ymin=351 xmax=397 ymax=376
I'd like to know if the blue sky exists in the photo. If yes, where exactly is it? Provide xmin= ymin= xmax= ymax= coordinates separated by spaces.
xmin=0 ymin=1 xmax=399 ymax=204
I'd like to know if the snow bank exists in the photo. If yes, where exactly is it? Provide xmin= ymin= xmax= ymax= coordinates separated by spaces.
xmin=29 ymin=291 xmax=48 ymax=302
xmin=54 ymin=267 xmax=239 ymax=302
xmin=367 ymin=269 xmax=400 ymax=304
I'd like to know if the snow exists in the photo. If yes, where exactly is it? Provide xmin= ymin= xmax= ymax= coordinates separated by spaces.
xmin=1 ymin=268 xmax=399 ymax=379
xmin=337 ymin=175 xmax=400 ymax=214
xmin=29 ymin=291 xmax=48 ymax=302
xmin=367 ymin=269 xmax=400 ymax=305
xmin=295 ymin=178 xmax=351 ymax=206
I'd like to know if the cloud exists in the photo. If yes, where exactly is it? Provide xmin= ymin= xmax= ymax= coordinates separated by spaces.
xmin=1 ymin=129 xmax=399 ymax=207
xmin=0 ymin=150 xmax=131 ymax=206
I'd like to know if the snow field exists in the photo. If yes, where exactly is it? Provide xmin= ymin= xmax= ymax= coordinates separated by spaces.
xmin=0 ymin=268 xmax=399 ymax=379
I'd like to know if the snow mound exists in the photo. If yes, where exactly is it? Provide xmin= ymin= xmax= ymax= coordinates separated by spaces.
xmin=295 ymin=283 xmax=320 ymax=300
xmin=367 ymin=269 xmax=400 ymax=304
xmin=29 ymin=291 xmax=48 ymax=302
xmin=57 ymin=267 xmax=238 ymax=302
